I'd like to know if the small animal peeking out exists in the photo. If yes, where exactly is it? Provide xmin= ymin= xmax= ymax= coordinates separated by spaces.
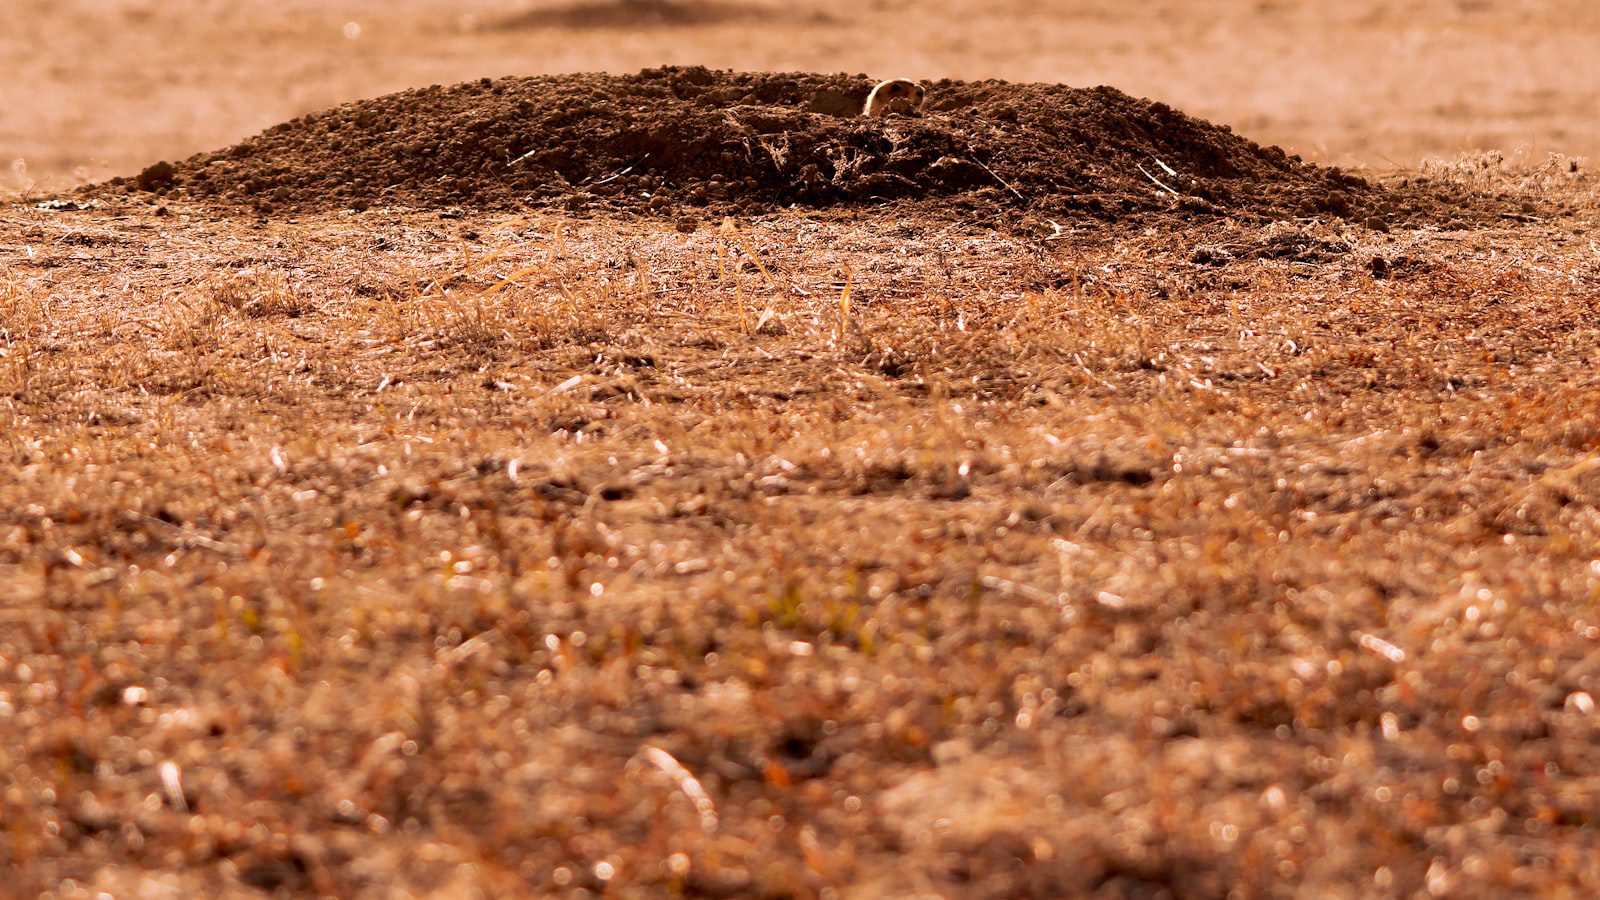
xmin=862 ymin=79 xmax=926 ymax=117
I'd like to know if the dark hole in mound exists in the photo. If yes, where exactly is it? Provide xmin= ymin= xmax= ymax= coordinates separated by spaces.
xmin=490 ymin=0 xmax=765 ymax=31
xmin=94 ymin=67 xmax=1502 ymax=227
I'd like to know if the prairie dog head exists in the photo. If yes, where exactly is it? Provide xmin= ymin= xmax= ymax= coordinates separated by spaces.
xmin=863 ymin=78 xmax=926 ymax=117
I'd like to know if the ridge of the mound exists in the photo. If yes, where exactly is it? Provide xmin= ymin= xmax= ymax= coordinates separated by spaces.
xmin=97 ymin=67 xmax=1442 ymax=225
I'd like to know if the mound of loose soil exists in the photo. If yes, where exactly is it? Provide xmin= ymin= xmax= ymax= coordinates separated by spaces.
xmin=104 ymin=67 xmax=1454 ymax=226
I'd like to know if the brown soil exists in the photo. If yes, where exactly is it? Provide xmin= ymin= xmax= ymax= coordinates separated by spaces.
xmin=103 ymin=67 xmax=1476 ymax=227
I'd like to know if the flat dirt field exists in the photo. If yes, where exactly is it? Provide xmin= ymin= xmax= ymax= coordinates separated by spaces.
xmin=5 ymin=1 xmax=1600 ymax=898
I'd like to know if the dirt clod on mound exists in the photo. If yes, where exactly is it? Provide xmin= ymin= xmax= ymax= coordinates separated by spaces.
xmin=107 ymin=67 xmax=1427 ymax=225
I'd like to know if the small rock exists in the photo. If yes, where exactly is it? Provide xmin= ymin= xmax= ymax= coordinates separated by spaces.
xmin=1190 ymin=245 xmax=1234 ymax=266
xmin=34 ymin=198 xmax=95 ymax=211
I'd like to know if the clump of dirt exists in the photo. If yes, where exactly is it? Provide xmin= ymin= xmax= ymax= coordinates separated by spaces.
xmin=99 ymin=67 xmax=1478 ymax=226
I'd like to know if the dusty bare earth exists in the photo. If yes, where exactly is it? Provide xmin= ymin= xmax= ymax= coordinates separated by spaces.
xmin=6 ymin=2 xmax=1600 ymax=899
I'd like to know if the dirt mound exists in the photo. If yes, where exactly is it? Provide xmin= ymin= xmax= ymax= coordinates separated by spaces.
xmin=104 ymin=67 xmax=1441 ymax=225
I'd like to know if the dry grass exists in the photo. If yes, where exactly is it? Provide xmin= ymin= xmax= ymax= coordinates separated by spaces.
xmin=4 ymin=165 xmax=1600 ymax=896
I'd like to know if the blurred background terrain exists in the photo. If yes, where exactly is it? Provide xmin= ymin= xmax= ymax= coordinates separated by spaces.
xmin=7 ymin=0 xmax=1600 ymax=191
